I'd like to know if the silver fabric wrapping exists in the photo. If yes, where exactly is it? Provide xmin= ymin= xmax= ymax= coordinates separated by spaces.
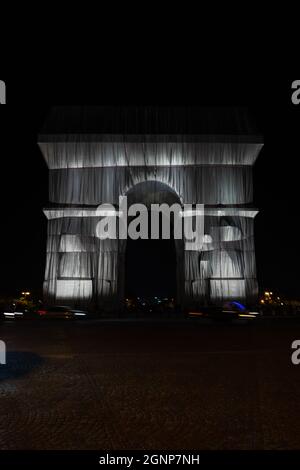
xmin=40 ymin=138 xmax=261 ymax=309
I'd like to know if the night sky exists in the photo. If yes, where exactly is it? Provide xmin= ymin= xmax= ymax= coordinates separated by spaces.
xmin=0 ymin=77 xmax=299 ymax=300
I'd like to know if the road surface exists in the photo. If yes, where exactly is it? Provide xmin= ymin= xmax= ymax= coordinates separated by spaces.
xmin=0 ymin=318 xmax=300 ymax=450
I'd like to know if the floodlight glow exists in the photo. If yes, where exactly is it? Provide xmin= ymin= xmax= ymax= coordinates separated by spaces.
xmin=56 ymin=280 xmax=93 ymax=299
xmin=231 ymin=301 xmax=246 ymax=311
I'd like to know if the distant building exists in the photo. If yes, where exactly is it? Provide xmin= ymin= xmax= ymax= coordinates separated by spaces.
xmin=39 ymin=107 xmax=263 ymax=311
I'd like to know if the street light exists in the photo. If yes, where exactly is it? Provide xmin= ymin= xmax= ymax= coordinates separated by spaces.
xmin=22 ymin=291 xmax=31 ymax=297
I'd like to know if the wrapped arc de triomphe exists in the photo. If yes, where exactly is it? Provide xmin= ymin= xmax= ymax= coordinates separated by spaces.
xmin=38 ymin=107 xmax=263 ymax=312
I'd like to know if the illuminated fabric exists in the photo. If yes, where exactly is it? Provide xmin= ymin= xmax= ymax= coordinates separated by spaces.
xmin=40 ymin=132 xmax=262 ymax=309
xmin=56 ymin=280 xmax=93 ymax=300
xmin=48 ymin=165 xmax=253 ymax=205
xmin=39 ymin=140 xmax=262 ymax=168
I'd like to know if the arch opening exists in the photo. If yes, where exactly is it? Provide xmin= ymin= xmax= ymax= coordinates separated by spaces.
xmin=122 ymin=181 xmax=183 ymax=315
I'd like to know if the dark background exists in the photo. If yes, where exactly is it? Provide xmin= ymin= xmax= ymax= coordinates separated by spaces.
xmin=0 ymin=76 xmax=299 ymax=301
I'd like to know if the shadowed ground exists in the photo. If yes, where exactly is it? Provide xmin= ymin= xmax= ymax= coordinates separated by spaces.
xmin=0 ymin=319 xmax=299 ymax=450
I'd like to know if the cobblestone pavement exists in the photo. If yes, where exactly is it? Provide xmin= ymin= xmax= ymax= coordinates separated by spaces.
xmin=0 ymin=319 xmax=300 ymax=450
